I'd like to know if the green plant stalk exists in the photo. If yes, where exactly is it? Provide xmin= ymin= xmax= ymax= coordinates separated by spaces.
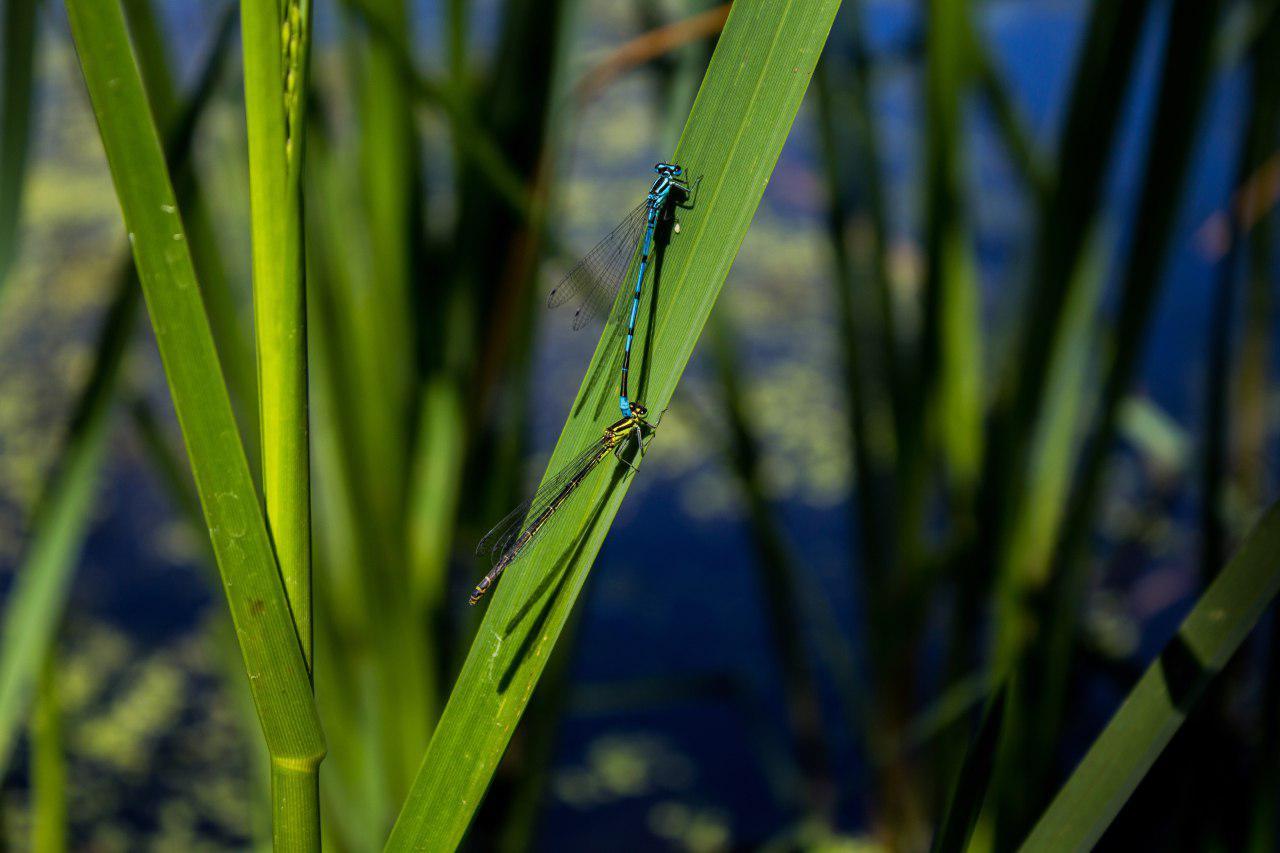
xmin=407 ymin=376 xmax=465 ymax=620
xmin=243 ymin=3 xmax=321 ymax=844
xmin=241 ymin=0 xmax=315 ymax=672
xmin=341 ymin=0 xmax=532 ymax=219
xmin=918 ymin=0 xmax=985 ymax=835
xmin=0 ymin=0 xmax=36 ymax=294
xmin=31 ymin=653 xmax=66 ymax=853
xmin=273 ymin=762 xmax=321 ymax=851
xmin=384 ymin=1 xmax=841 ymax=847
xmin=64 ymin=0 xmax=325 ymax=836
xmin=1020 ymin=498 xmax=1280 ymax=851
xmin=982 ymin=0 xmax=1155 ymax=833
xmin=994 ymin=0 xmax=1151 ymax=448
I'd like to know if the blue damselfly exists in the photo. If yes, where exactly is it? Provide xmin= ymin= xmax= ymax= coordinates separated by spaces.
xmin=548 ymin=162 xmax=689 ymax=417
xmin=470 ymin=163 xmax=688 ymax=604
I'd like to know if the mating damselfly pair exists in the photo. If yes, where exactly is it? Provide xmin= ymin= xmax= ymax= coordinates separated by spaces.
xmin=470 ymin=162 xmax=691 ymax=605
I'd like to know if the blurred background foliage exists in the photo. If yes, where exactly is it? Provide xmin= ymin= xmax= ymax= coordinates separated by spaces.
xmin=1 ymin=0 xmax=1280 ymax=849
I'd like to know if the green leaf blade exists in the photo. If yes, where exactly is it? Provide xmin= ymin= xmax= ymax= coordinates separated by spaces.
xmin=384 ymin=1 xmax=841 ymax=848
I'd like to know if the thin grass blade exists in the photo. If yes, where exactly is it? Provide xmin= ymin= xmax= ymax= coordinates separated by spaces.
xmin=0 ymin=0 xmax=37 ymax=294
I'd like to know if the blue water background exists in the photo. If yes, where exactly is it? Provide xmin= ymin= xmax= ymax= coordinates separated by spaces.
xmin=9 ymin=0 xmax=1274 ymax=847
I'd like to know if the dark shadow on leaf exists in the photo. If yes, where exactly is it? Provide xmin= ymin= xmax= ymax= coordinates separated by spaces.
xmin=1157 ymin=632 xmax=1211 ymax=713
xmin=497 ymin=461 xmax=631 ymax=693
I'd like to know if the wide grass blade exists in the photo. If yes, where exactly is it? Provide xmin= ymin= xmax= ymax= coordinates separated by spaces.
xmin=124 ymin=0 xmax=262 ymax=476
xmin=64 ymin=0 xmax=324 ymax=792
xmin=384 ymin=1 xmax=842 ymax=847
xmin=1020 ymin=498 xmax=1280 ymax=851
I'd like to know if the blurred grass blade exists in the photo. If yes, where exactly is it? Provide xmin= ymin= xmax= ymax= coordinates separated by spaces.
xmin=0 ymin=273 xmax=135 ymax=775
xmin=348 ymin=0 xmax=419 ymax=526
xmin=813 ymin=56 xmax=889 ymax=578
xmin=0 ymin=9 xmax=235 ymax=779
xmin=1027 ymin=0 xmax=1225 ymax=769
xmin=931 ymin=684 xmax=1007 ymax=853
xmin=995 ymin=0 xmax=1224 ymax=840
xmin=994 ymin=229 xmax=1106 ymax=668
xmin=997 ymin=0 xmax=1151 ymax=439
xmin=968 ymin=29 xmax=1049 ymax=205
xmin=1020 ymin=498 xmax=1280 ymax=851
xmin=923 ymin=0 xmax=983 ymax=493
xmin=30 ymin=653 xmax=66 ymax=853
xmin=709 ymin=314 xmax=832 ymax=818
xmin=384 ymin=1 xmax=842 ymax=847
xmin=65 ymin=0 xmax=324 ymax=792
xmin=979 ymin=0 xmax=1153 ymax=597
xmin=340 ymin=0 xmax=532 ymax=219
xmin=0 ymin=0 xmax=37 ymax=293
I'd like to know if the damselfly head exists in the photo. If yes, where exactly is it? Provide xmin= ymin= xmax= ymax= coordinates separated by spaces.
xmin=630 ymin=402 xmax=649 ymax=418
xmin=654 ymin=162 xmax=682 ymax=177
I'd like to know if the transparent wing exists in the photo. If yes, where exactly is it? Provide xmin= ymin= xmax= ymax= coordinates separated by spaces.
xmin=547 ymin=201 xmax=649 ymax=331
xmin=476 ymin=432 xmax=614 ymax=568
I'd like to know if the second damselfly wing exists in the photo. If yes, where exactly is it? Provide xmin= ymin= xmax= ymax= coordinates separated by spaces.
xmin=546 ymin=201 xmax=650 ymax=332
xmin=471 ymin=406 xmax=655 ymax=605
